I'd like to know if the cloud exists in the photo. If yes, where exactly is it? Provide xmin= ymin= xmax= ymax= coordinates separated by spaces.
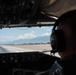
xmin=41 ymin=32 xmax=51 ymax=36
xmin=0 ymin=36 xmax=17 ymax=42
xmin=17 ymin=31 xmax=37 ymax=39
xmin=0 ymin=31 xmax=51 ymax=43
xmin=0 ymin=31 xmax=37 ymax=42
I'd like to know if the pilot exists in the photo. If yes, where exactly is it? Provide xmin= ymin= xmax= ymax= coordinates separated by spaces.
xmin=49 ymin=10 xmax=76 ymax=75
xmin=36 ymin=10 xmax=76 ymax=75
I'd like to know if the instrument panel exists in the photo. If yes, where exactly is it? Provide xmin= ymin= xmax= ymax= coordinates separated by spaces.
xmin=0 ymin=0 xmax=39 ymax=25
xmin=0 ymin=52 xmax=59 ymax=75
xmin=0 ymin=52 xmax=50 ymax=64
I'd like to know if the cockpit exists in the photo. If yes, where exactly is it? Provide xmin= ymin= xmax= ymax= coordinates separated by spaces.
xmin=0 ymin=0 xmax=76 ymax=75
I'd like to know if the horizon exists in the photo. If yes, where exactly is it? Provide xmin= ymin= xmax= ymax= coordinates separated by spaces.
xmin=0 ymin=26 xmax=53 ymax=44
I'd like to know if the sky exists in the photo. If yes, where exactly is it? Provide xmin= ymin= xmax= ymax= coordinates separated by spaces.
xmin=0 ymin=26 xmax=53 ymax=43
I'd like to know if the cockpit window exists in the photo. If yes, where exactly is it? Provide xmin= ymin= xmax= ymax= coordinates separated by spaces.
xmin=0 ymin=26 xmax=53 ymax=54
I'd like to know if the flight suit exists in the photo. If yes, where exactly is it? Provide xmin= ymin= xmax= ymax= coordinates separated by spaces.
xmin=49 ymin=55 xmax=76 ymax=75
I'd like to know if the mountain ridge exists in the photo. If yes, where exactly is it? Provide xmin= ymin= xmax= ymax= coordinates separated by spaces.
xmin=1 ymin=36 xmax=50 ymax=44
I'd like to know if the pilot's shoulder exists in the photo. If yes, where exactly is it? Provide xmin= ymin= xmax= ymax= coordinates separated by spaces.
xmin=49 ymin=55 xmax=76 ymax=75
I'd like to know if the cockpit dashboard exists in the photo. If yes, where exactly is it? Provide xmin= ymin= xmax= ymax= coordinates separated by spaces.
xmin=0 ymin=52 xmax=59 ymax=75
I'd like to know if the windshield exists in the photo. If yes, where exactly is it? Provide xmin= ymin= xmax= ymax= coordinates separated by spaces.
xmin=0 ymin=26 xmax=60 ymax=57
